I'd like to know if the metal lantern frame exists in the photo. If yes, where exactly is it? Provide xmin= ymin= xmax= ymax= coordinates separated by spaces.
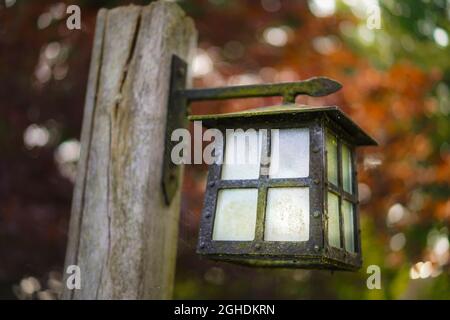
xmin=190 ymin=106 xmax=376 ymax=270
xmin=162 ymin=55 xmax=377 ymax=271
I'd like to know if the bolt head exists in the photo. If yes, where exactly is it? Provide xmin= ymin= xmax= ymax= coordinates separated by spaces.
xmin=314 ymin=245 xmax=320 ymax=252
xmin=313 ymin=210 xmax=321 ymax=218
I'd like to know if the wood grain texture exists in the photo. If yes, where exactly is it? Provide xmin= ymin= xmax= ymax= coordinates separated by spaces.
xmin=62 ymin=1 xmax=197 ymax=299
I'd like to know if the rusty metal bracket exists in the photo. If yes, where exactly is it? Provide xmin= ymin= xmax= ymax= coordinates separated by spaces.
xmin=181 ymin=76 xmax=342 ymax=104
xmin=162 ymin=54 xmax=343 ymax=205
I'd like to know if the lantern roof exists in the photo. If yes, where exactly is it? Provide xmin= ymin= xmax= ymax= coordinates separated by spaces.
xmin=189 ymin=104 xmax=377 ymax=146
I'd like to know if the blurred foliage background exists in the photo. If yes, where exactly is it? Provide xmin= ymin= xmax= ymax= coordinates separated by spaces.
xmin=0 ymin=0 xmax=449 ymax=299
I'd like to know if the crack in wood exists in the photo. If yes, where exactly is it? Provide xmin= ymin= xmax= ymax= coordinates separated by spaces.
xmin=62 ymin=1 xmax=196 ymax=300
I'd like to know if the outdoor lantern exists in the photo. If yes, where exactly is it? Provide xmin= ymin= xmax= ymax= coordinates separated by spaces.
xmin=163 ymin=56 xmax=377 ymax=271
xmin=189 ymin=105 xmax=377 ymax=271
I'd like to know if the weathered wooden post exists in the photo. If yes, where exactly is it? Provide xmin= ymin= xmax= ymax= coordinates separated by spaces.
xmin=62 ymin=1 xmax=197 ymax=299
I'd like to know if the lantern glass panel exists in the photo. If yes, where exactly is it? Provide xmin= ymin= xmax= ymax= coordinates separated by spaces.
xmin=342 ymin=144 xmax=353 ymax=194
xmin=221 ymin=130 xmax=262 ymax=180
xmin=326 ymin=133 xmax=338 ymax=185
xmin=212 ymin=188 xmax=258 ymax=241
xmin=264 ymin=187 xmax=310 ymax=242
xmin=269 ymin=128 xmax=309 ymax=179
xmin=327 ymin=191 xmax=341 ymax=248
xmin=342 ymin=200 xmax=355 ymax=252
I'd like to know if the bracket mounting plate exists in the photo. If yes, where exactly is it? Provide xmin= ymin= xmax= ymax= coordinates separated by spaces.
xmin=162 ymin=55 xmax=188 ymax=205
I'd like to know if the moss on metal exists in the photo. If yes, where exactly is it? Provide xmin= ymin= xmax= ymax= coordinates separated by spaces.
xmin=189 ymin=104 xmax=377 ymax=146
xmin=182 ymin=77 xmax=342 ymax=103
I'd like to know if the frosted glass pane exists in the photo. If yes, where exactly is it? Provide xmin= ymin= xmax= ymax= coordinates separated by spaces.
xmin=213 ymin=189 xmax=258 ymax=241
xmin=221 ymin=130 xmax=262 ymax=180
xmin=327 ymin=192 xmax=341 ymax=248
xmin=326 ymin=133 xmax=338 ymax=185
xmin=342 ymin=200 xmax=355 ymax=252
xmin=342 ymin=144 xmax=353 ymax=194
xmin=264 ymin=188 xmax=310 ymax=241
xmin=269 ymin=128 xmax=309 ymax=179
